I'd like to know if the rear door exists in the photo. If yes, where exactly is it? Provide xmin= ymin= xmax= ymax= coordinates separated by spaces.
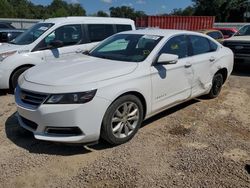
xmin=34 ymin=24 xmax=87 ymax=62
xmin=188 ymin=35 xmax=219 ymax=97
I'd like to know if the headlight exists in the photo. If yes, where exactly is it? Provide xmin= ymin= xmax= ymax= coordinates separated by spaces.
xmin=0 ymin=51 xmax=17 ymax=61
xmin=45 ymin=90 xmax=97 ymax=104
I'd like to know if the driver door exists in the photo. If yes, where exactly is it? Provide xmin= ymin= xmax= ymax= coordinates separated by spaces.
xmin=151 ymin=35 xmax=193 ymax=112
xmin=36 ymin=24 xmax=87 ymax=62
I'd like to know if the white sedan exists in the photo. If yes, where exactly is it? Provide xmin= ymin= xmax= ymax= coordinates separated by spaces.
xmin=15 ymin=29 xmax=234 ymax=145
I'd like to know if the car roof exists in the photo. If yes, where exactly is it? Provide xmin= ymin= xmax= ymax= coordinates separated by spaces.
xmin=121 ymin=29 xmax=203 ymax=37
xmin=43 ymin=16 xmax=134 ymax=25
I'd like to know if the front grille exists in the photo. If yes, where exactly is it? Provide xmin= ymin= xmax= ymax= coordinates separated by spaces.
xmin=20 ymin=116 xmax=38 ymax=131
xmin=20 ymin=89 xmax=48 ymax=108
xmin=224 ymin=41 xmax=250 ymax=55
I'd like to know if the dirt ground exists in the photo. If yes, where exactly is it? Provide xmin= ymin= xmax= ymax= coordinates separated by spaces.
xmin=0 ymin=63 xmax=249 ymax=188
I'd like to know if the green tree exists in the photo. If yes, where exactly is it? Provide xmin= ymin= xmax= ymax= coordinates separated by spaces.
xmin=96 ymin=10 xmax=109 ymax=17
xmin=110 ymin=6 xmax=146 ymax=20
xmin=0 ymin=0 xmax=15 ymax=17
xmin=192 ymin=0 xmax=246 ymax=22
xmin=68 ymin=4 xmax=86 ymax=16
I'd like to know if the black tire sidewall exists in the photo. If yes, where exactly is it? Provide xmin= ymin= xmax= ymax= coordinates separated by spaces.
xmin=209 ymin=73 xmax=223 ymax=98
xmin=11 ymin=67 xmax=29 ymax=90
xmin=101 ymin=95 xmax=144 ymax=145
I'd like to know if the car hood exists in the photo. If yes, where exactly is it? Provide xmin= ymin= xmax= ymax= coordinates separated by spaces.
xmin=225 ymin=36 xmax=250 ymax=42
xmin=0 ymin=43 xmax=26 ymax=53
xmin=24 ymin=56 xmax=138 ymax=86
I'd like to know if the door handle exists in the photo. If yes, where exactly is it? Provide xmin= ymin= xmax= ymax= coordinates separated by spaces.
xmin=75 ymin=49 xmax=83 ymax=53
xmin=184 ymin=62 xmax=192 ymax=68
xmin=209 ymin=57 xmax=216 ymax=62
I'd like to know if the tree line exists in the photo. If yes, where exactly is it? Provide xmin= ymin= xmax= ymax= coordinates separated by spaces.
xmin=171 ymin=0 xmax=250 ymax=22
xmin=0 ymin=0 xmax=249 ymax=22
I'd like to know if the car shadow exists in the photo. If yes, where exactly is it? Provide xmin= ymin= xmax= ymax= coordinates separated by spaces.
xmin=232 ymin=61 xmax=250 ymax=77
xmin=0 ymin=89 xmax=12 ymax=96
xmin=5 ymin=99 xmax=200 ymax=156
xmin=141 ymin=99 xmax=199 ymax=127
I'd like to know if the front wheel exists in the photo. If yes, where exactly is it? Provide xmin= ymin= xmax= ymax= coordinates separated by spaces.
xmin=101 ymin=95 xmax=144 ymax=145
xmin=207 ymin=73 xmax=224 ymax=99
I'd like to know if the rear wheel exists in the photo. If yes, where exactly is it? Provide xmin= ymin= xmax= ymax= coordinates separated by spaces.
xmin=207 ymin=73 xmax=224 ymax=99
xmin=10 ymin=67 xmax=31 ymax=91
xmin=101 ymin=95 xmax=143 ymax=145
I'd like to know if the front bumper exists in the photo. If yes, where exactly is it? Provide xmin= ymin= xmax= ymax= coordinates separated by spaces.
xmin=15 ymin=90 xmax=110 ymax=144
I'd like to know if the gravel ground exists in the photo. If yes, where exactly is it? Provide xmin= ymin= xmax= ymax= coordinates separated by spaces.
xmin=0 ymin=63 xmax=249 ymax=188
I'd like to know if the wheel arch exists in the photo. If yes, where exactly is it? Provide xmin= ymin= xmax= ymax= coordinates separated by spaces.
xmin=215 ymin=68 xmax=228 ymax=84
xmin=111 ymin=91 xmax=147 ymax=120
xmin=9 ymin=64 xmax=34 ymax=88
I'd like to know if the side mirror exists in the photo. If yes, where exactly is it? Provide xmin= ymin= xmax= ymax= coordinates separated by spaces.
xmin=49 ymin=40 xmax=64 ymax=49
xmin=157 ymin=53 xmax=178 ymax=64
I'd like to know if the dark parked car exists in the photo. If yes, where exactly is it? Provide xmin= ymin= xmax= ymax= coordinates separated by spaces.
xmin=213 ymin=28 xmax=238 ymax=39
xmin=0 ymin=22 xmax=15 ymax=29
xmin=223 ymin=24 xmax=250 ymax=62
xmin=0 ymin=29 xmax=25 ymax=43
xmin=197 ymin=29 xmax=224 ymax=43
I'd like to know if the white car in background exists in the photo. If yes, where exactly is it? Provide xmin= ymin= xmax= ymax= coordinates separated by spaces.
xmin=0 ymin=16 xmax=135 ymax=90
xmin=15 ymin=29 xmax=234 ymax=145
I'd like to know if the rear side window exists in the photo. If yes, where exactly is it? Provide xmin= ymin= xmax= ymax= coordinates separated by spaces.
xmin=87 ymin=24 xmax=114 ymax=42
xmin=116 ymin=25 xmax=132 ymax=33
xmin=160 ymin=35 xmax=189 ymax=59
xmin=209 ymin=40 xmax=218 ymax=52
xmin=207 ymin=31 xmax=223 ymax=39
xmin=189 ymin=35 xmax=211 ymax=55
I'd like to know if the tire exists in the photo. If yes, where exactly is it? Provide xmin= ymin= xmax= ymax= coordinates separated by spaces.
xmin=207 ymin=73 xmax=224 ymax=99
xmin=10 ymin=67 xmax=30 ymax=91
xmin=101 ymin=95 xmax=144 ymax=145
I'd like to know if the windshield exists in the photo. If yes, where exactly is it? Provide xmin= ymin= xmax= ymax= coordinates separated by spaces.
xmin=234 ymin=25 xmax=250 ymax=36
xmin=89 ymin=34 xmax=163 ymax=62
xmin=11 ymin=23 xmax=54 ymax=45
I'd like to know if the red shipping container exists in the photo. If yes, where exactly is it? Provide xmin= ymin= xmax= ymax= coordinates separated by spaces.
xmin=136 ymin=16 xmax=215 ymax=31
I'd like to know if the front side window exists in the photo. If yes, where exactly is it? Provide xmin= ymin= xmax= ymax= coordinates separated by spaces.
xmin=88 ymin=24 xmax=114 ymax=42
xmin=89 ymin=34 xmax=162 ymax=62
xmin=36 ymin=24 xmax=82 ymax=50
xmin=11 ymin=23 xmax=54 ymax=45
xmin=159 ymin=35 xmax=189 ymax=59
xmin=235 ymin=25 xmax=250 ymax=36
xmin=189 ymin=35 xmax=211 ymax=55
